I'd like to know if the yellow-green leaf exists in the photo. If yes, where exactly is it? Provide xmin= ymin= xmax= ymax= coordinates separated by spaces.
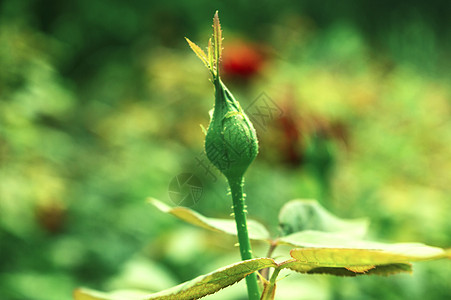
xmin=185 ymin=37 xmax=210 ymax=69
xmin=149 ymin=198 xmax=270 ymax=241
xmin=75 ymin=258 xmax=277 ymax=300
xmin=74 ymin=288 xmax=110 ymax=300
xmin=291 ymin=244 xmax=447 ymax=265
xmin=208 ymin=37 xmax=214 ymax=74
xmin=145 ymin=258 xmax=276 ymax=299
xmin=345 ymin=265 xmax=375 ymax=273
xmin=212 ymin=11 xmax=222 ymax=69
xmin=74 ymin=289 xmax=151 ymax=300
xmin=284 ymin=243 xmax=449 ymax=277
xmin=283 ymin=261 xmax=412 ymax=277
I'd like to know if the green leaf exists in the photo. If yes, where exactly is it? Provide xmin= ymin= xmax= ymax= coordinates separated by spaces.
xmin=146 ymin=258 xmax=276 ymax=299
xmin=149 ymin=198 xmax=270 ymax=241
xmin=278 ymin=199 xmax=368 ymax=238
xmin=282 ymin=242 xmax=449 ymax=276
xmin=74 ymin=258 xmax=277 ymax=300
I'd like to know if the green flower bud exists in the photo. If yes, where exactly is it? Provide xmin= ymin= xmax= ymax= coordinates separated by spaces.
xmin=186 ymin=13 xmax=261 ymax=299
xmin=205 ymin=78 xmax=259 ymax=180
xmin=186 ymin=11 xmax=259 ymax=180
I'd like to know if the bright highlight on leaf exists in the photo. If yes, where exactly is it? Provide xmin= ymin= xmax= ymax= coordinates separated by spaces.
xmin=148 ymin=198 xmax=271 ymax=241
xmin=290 ymin=244 xmax=448 ymax=265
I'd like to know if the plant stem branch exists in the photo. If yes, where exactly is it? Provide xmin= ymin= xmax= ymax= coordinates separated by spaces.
xmin=260 ymin=240 xmax=278 ymax=280
xmin=228 ymin=176 xmax=260 ymax=300
xmin=260 ymin=267 xmax=281 ymax=300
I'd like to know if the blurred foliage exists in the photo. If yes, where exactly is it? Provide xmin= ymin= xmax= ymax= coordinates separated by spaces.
xmin=0 ymin=0 xmax=450 ymax=299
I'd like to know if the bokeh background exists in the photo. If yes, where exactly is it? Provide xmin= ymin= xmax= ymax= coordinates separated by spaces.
xmin=1 ymin=1 xmax=450 ymax=299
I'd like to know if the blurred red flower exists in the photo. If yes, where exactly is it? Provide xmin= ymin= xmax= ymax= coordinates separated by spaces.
xmin=221 ymin=40 xmax=266 ymax=80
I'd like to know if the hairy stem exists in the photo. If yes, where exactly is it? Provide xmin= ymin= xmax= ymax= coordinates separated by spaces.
xmin=228 ymin=176 xmax=260 ymax=300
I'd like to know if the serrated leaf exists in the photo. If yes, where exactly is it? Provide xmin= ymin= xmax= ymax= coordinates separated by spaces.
xmin=284 ymin=243 xmax=448 ymax=277
xmin=278 ymin=199 xmax=368 ymax=238
xmin=283 ymin=262 xmax=412 ymax=277
xmin=146 ymin=258 xmax=276 ymax=299
xmin=149 ymin=198 xmax=270 ymax=241
xmin=75 ymin=258 xmax=277 ymax=300
xmin=207 ymin=38 xmax=214 ymax=74
xmin=185 ymin=37 xmax=210 ymax=69
xmin=212 ymin=11 xmax=222 ymax=69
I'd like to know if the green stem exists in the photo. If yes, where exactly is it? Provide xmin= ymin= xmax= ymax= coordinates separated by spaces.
xmin=228 ymin=176 xmax=260 ymax=300
xmin=260 ymin=241 xmax=278 ymax=280
xmin=261 ymin=267 xmax=281 ymax=300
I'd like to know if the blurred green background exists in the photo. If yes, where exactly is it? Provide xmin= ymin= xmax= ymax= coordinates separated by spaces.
xmin=1 ymin=0 xmax=450 ymax=299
